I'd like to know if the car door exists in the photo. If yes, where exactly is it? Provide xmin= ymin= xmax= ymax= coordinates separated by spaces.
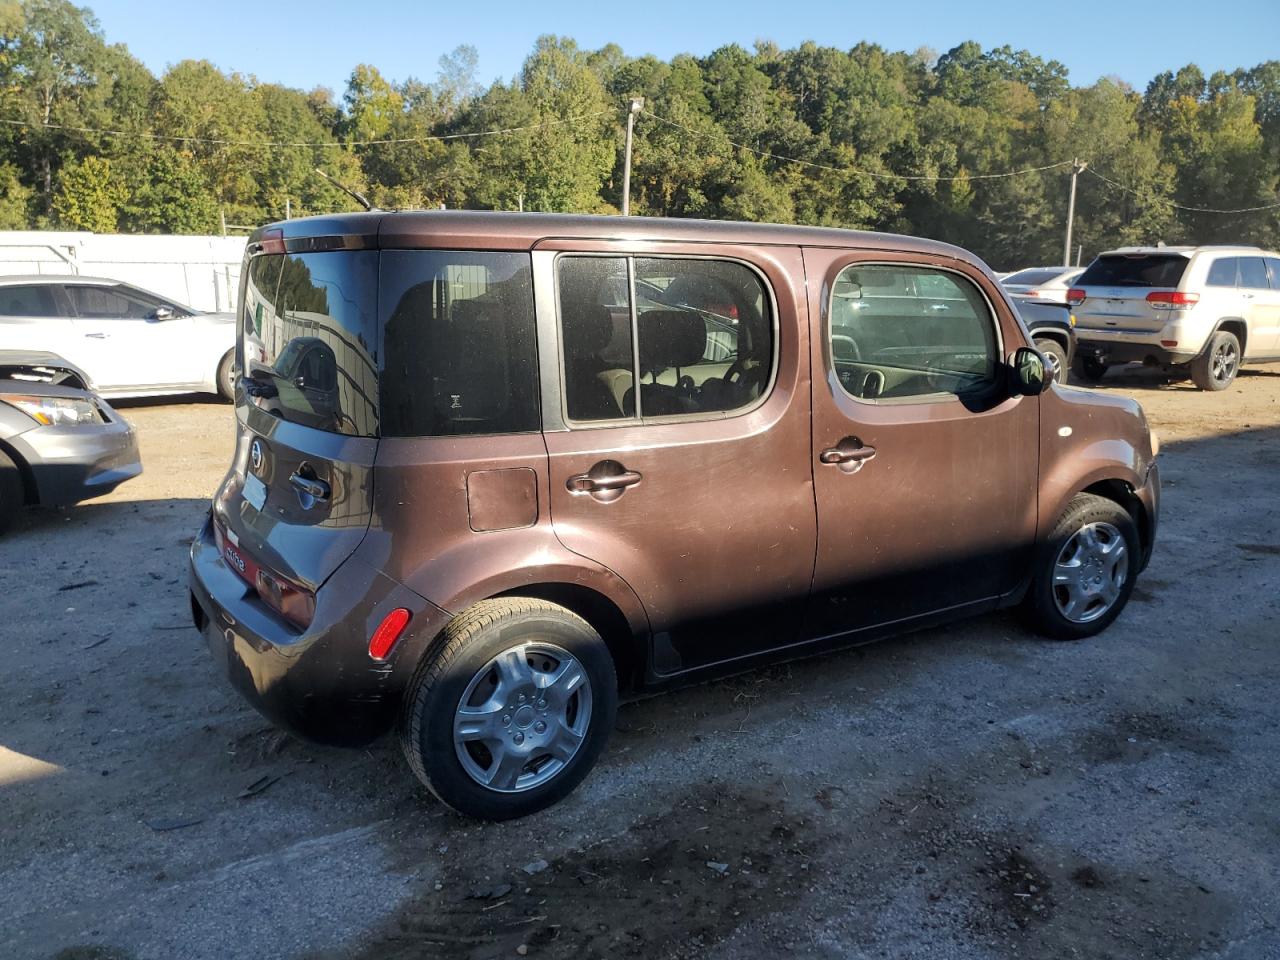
xmin=803 ymin=249 xmax=1040 ymax=641
xmin=65 ymin=283 xmax=198 ymax=391
xmin=535 ymin=241 xmax=817 ymax=678
xmin=1239 ymin=256 xmax=1280 ymax=356
xmin=0 ymin=283 xmax=77 ymax=359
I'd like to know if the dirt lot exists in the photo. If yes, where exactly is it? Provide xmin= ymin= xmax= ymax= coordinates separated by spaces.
xmin=1 ymin=370 xmax=1278 ymax=960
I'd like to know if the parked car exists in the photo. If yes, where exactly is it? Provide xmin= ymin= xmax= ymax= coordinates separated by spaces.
xmin=0 ymin=275 xmax=236 ymax=400
xmin=0 ymin=350 xmax=142 ymax=532
xmin=1001 ymin=266 xmax=1084 ymax=304
xmin=190 ymin=212 xmax=1160 ymax=820
xmin=1068 ymin=245 xmax=1280 ymax=390
xmin=1014 ymin=299 xmax=1075 ymax=384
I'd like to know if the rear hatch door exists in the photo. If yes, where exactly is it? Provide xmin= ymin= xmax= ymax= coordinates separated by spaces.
xmin=213 ymin=242 xmax=381 ymax=604
xmin=1074 ymin=253 xmax=1190 ymax=333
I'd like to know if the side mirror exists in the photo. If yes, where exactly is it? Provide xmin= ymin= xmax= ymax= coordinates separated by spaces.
xmin=152 ymin=305 xmax=175 ymax=321
xmin=1010 ymin=346 xmax=1048 ymax=396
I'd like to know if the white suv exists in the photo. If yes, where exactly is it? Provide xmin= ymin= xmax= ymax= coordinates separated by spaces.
xmin=1068 ymin=246 xmax=1280 ymax=391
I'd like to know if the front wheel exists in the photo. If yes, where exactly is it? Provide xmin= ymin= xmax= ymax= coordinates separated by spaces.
xmin=399 ymin=598 xmax=617 ymax=820
xmin=1021 ymin=493 xmax=1140 ymax=641
xmin=0 ymin=448 xmax=23 ymax=534
xmin=216 ymin=350 xmax=236 ymax=401
xmin=1190 ymin=330 xmax=1240 ymax=391
xmin=1034 ymin=338 xmax=1068 ymax=385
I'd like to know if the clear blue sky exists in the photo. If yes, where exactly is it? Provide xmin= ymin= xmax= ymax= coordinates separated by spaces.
xmin=88 ymin=0 xmax=1276 ymax=97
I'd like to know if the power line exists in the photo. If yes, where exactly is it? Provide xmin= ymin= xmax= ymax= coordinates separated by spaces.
xmin=0 ymin=110 xmax=615 ymax=148
xmin=639 ymin=108 xmax=1075 ymax=182
xmin=1085 ymin=168 xmax=1280 ymax=214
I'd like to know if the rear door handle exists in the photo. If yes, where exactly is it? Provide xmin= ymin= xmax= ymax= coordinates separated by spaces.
xmin=289 ymin=471 xmax=330 ymax=503
xmin=820 ymin=438 xmax=877 ymax=473
xmin=566 ymin=460 xmax=642 ymax=502
xmin=84 ymin=332 xmax=107 ymax=339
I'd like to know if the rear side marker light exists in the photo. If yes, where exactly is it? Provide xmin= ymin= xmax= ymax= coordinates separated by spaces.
xmin=1146 ymin=291 xmax=1199 ymax=309
xmin=1066 ymin=288 xmax=1086 ymax=306
xmin=1160 ymin=340 xmax=1179 ymax=347
xmin=369 ymin=608 xmax=412 ymax=661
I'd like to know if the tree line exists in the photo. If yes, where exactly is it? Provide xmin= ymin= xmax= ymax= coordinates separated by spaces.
xmin=2 ymin=0 xmax=1278 ymax=268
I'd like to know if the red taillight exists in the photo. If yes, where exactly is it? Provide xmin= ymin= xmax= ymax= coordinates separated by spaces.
xmin=1066 ymin=288 xmax=1086 ymax=306
xmin=368 ymin=608 xmax=412 ymax=661
xmin=257 ymin=227 xmax=285 ymax=255
xmin=255 ymin=569 xmax=315 ymax=629
xmin=1146 ymin=291 xmax=1200 ymax=309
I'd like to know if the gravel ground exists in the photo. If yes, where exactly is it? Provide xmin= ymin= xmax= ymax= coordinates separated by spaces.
xmin=1 ymin=370 xmax=1277 ymax=960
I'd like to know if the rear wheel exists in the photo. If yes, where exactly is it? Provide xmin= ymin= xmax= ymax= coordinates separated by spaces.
xmin=1072 ymin=355 xmax=1108 ymax=384
xmin=399 ymin=598 xmax=617 ymax=821
xmin=1034 ymin=338 xmax=1068 ymax=385
xmin=216 ymin=350 xmax=236 ymax=401
xmin=1022 ymin=493 xmax=1139 ymax=641
xmin=1190 ymin=330 xmax=1240 ymax=391
xmin=0 ymin=448 xmax=23 ymax=533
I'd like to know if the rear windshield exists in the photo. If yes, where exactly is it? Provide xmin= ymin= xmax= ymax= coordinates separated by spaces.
xmin=379 ymin=251 xmax=538 ymax=438
xmin=241 ymin=252 xmax=380 ymax=437
xmin=1003 ymin=268 xmax=1066 ymax=286
xmin=1077 ymin=254 xmax=1189 ymax=288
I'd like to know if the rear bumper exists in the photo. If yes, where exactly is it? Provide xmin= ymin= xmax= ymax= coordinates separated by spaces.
xmin=6 ymin=408 xmax=142 ymax=506
xmin=1075 ymin=326 xmax=1202 ymax=366
xmin=188 ymin=515 xmax=450 ymax=746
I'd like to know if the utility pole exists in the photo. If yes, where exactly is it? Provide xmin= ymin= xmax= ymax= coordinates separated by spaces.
xmin=621 ymin=97 xmax=644 ymax=216
xmin=1063 ymin=158 xmax=1087 ymax=267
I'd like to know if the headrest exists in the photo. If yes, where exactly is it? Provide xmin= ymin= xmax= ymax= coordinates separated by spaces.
xmin=561 ymin=303 xmax=613 ymax=357
xmin=638 ymin=310 xmax=705 ymax=373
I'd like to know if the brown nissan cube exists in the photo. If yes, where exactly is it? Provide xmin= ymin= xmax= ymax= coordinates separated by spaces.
xmin=189 ymin=212 xmax=1159 ymax=820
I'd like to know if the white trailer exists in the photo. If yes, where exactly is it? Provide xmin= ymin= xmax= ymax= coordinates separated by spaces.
xmin=0 ymin=231 xmax=247 ymax=313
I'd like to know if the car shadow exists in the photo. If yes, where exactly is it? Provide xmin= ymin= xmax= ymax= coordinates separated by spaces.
xmin=1074 ymin=363 xmax=1280 ymax=391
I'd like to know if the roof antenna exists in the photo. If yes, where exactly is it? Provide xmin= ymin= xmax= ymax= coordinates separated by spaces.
xmin=313 ymin=167 xmax=375 ymax=211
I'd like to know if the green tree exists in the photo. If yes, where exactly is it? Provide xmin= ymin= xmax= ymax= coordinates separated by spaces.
xmin=53 ymin=154 xmax=124 ymax=230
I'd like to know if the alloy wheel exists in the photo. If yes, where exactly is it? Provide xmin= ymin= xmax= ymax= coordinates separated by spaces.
xmin=453 ymin=642 xmax=593 ymax=793
xmin=1052 ymin=521 xmax=1129 ymax=623
xmin=1211 ymin=339 xmax=1238 ymax=385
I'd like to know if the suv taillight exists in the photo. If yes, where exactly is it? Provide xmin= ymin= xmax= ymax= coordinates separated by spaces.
xmin=1066 ymin=288 xmax=1086 ymax=306
xmin=1146 ymin=291 xmax=1200 ymax=310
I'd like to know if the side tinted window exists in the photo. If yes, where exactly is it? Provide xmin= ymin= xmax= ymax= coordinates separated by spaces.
xmin=67 ymin=285 xmax=156 ymax=319
xmin=1206 ymin=258 xmax=1238 ymax=287
xmin=380 ymin=251 xmax=538 ymax=438
xmin=1267 ymin=257 xmax=1280 ymax=291
xmin=557 ymin=256 xmax=773 ymax=422
xmin=1239 ymin=257 xmax=1269 ymax=290
xmin=830 ymin=263 xmax=997 ymax=401
xmin=0 ymin=284 xmax=57 ymax=317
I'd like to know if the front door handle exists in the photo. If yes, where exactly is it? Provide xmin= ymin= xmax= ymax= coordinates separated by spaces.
xmin=566 ymin=460 xmax=642 ymax=502
xmin=820 ymin=438 xmax=877 ymax=473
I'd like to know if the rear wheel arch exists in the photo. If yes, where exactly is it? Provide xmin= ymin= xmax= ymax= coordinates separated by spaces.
xmin=1214 ymin=319 xmax=1247 ymax=355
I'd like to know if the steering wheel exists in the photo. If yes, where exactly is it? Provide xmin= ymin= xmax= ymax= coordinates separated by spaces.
xmin=724 ymin=357 xmax=766 ymax=396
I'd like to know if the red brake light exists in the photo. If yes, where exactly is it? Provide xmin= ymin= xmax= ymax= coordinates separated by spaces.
xmin=369 ymin=608 xmax=412 ymax=661
xmin=1146 ymin=291 xmax=1200 ymax=308
xmin=1066 ymin=288 xmax=1086 ymax=306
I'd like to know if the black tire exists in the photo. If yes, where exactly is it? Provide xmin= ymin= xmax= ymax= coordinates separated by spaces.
xmin=1034 ymin=338 xmax=1068 ymax=385
xmin=1072 ymin=355 xmax=1108 ymax=384
xmin=0 ymin=448 xmax=23 ymax=534
xmin=1190 ymin=330 xmax=1240 ymax=391
xmin=1021 ymin=493 xmax=1140 ymax=641
xmin=216 ymin=350 xmax=236 ymax=401
xmin=399 ymin=598 xmax=617 ymax=821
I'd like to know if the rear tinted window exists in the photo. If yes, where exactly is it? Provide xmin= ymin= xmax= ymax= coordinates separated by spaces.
xmin=1003 ymin=268 xmax=1065 ymax=286
xmin=1077 ymin=255 xmax=1188 ymax=288
xmin=1206 ymin=258 xmax=1238 ymax=287
xmin=1239 ymin=257 xmax=1269 ymax=289
xmin=380 ymin=251 xmax=538 ymax=438
xmin=241 ymin=252 xmax=380 ymax=437
xmin=0 ymin=284 xmax=57 ymax=317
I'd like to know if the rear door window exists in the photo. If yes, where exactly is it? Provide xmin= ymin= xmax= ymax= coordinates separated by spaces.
xmin=243 ymin=251 xmax=380 ymax=437
xmin=1239 ymin=257 xmax=1269 ymax=290
xmin=829 ymin=263 xmax=997 ymax=401
xmin=1077 ymin=255 xmax=1189 ymax=288
xmin=1206 ymin=258 xmax=1239 ymax=287
xmin=0 ymin=284 xmax=58 ymax=316
xmin=556 ymin=255 xmax=773 ymax=422
xmin=380 ymin=251 xmax=538 ymax=438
